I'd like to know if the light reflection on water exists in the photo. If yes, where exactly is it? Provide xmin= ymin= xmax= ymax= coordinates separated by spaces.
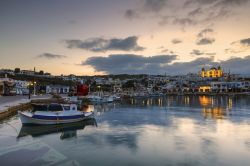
xmin=0 ymin=95 xmax=250 ymax=166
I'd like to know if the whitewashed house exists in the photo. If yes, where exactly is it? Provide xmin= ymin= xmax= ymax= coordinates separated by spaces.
xmin=15 ymin=80 xmax=29 ymax=95
xmin=46 ymin=85 xmax=70 ymax=94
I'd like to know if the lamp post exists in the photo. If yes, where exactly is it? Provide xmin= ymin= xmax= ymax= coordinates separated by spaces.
xmin=28 ymin=82 xmax=33 ymax=99
xmin=33 ymin=81 xmax=36 ymax=96
xmin=97 ymin=85 xmax=101 ymax=96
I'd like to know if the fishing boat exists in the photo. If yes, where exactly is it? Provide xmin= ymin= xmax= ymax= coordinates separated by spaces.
xmin=18 ymin=103 xmax=94 ymax=125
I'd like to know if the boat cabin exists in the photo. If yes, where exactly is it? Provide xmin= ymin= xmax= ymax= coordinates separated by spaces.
xmin=32 ymin=103 xmax=77 ymax=112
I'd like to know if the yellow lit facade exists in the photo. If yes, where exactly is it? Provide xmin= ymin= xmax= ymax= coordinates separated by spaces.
xmin=201 ymin=66 xmax=223 ymax=78
xmin=198 ymin=86 xmax=211 ymax=93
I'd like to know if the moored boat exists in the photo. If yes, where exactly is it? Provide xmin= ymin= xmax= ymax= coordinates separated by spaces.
xmin=87 ymin=95 xmax=114 ymax=103
xmin=18 ymin=103 xmax=94 ymax=125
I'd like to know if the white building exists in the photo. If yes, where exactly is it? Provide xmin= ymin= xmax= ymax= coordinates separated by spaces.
xmin=211 ymin=81 xmax=250 ymax=92
xmin=20 ymin=70 xmax=35 ymax=75
xmin=46 ymin=85 xmax=70 ymax=94
xmin=62 ymin=74 xmax=77 ymax=81
xmin=14 ymin=80 xmax=30 ymax=95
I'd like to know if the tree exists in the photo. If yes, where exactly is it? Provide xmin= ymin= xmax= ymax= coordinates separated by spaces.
xmin=14 ymin=68 xmax=20 ymax=74
xmin=39 ymin=70 xmax=44 ymax=75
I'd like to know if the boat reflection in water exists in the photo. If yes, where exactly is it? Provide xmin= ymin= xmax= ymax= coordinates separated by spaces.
xmin=17 ymin=118 xmax=97 ymax=140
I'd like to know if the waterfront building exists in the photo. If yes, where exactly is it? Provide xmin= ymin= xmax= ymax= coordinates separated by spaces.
xmin=0 ymin=78 xmax=16 ymax=95
xmin=20 ymin=70 xmax=35 ymax=75
xmin=198 ymin=85 xmax=211 ymax=93
xmin=0 ymin=69 xmax=14 ymax=75
xmin=46 ymin=85 xmax=70 ymax=94
xmin=14 ymin=80 xmax=29 ymax=95
xmin=201 ymin=66 xmax=223 ymax=78
xmin=211 ymin=81 xmax=250 ymax=92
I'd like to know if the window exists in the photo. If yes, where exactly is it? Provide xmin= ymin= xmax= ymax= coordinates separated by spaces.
xmin=63 ymin=106 xmax=70 ymax=111
xmin=48 ymin=104 xmax=63 ymax=111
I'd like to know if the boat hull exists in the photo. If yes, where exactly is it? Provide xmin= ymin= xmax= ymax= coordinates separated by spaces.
xmin=18 ymin=111 xmax=94 ymax=125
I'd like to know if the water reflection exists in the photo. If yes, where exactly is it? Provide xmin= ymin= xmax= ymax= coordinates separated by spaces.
xmin=202 ymin=107 xmax=226 ymax=119
xmin=0 ymin=95 xmax=250 ymax=166
xmin=126 ymin=95 xmax=250 ymax=108
xmin=122 ymin=95 xmax=250 ymax=120
xmin=17 ymin=118 xmax=97 ymax=139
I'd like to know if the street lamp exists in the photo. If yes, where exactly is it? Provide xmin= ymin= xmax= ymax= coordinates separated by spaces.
xmin=33 ymin=81 xmax=36 ymax=96
xmin=28 ymin=82 xmax=33 ymax=99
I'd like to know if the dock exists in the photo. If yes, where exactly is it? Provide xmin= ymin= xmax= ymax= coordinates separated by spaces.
xmin=0 ymin=99 xmax=31 ymax=120
xmin=0 ymin=95 xmax=53 ymax=120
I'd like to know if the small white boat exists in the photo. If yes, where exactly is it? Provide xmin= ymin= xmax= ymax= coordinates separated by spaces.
xmin=110 ymin=94 xmax=121 ymax=101
xmin=87 ymin=95 xmax=114 ymax=103
xmin=18 ymin=103 xmax=94 ymax=125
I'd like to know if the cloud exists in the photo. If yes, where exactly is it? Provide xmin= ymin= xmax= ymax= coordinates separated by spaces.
xmin=196 ymin=28 xmax=215 ymax=45
xmin=214 ymin=0 xmax=250 ymax=7
xmin=225 ymin=37 xmax=250 ymax=54
xmin=82 ymin=54 xmax=250 ymax=75
xmin=143 ymin=0 xmax=168 ymax=12
xmin=196 ymin=38 xmax=215 ymax=45
xmin=190 ymin=49 xmax=204 ymax=55
xmin=124 ymin=9 xmax=140 ymax=20
xmin=37 ymin=53 xmax=67 ymax=59
xmin=190 ymin=49 xmax=216 ymax=56
xmin=197 ymin=28 xmax=214 ymax=38
xmin=171 ymin=38 xmax=182 ymax=44
xmin=125 ymin=0 xmax=169 ymax=20
xmin=65 ymin=36 xmax=145 ymax=52
xmin=184 ymin=0 xmax=249 ymax=7
xmin=125 ymin=0 xmax=249 ymax=29
xmin=240 ymin=38 xmax=250 ymax=46
xmin=159 ymin=16 xmax=197 ymax=26
xmin=220 ymin=55 xmax=250 ymax=74
xmin=188 ymin=7 xmax=203 ymax=16
xmin=173 ymin=17 xmax=196 ymax=26
xmin=82 ymin=54 xmax=177 ymax=74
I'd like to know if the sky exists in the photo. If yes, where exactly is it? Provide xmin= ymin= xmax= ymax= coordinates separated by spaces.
xmin=0 ymin=0 xmax=250 ymax=75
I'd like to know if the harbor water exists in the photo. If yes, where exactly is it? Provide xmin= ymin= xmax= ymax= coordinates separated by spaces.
xmin=0 ymin=95 xmax=250 ymax=166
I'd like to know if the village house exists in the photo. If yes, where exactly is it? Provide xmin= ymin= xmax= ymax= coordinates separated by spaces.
xmin=46 ymin=85 xmax=70 ymax=94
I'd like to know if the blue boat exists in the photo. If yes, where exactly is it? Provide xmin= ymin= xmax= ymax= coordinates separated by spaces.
xmin=18 ymin=103 xmax=94 ymax=125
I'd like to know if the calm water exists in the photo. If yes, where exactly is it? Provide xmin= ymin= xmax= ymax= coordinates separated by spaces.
xmin=1 ymin=96 xmax=250 ymax=166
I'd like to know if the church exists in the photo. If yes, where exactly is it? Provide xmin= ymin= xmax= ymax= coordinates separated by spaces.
xmin=201 ymin=66 xmax=223 ymax=78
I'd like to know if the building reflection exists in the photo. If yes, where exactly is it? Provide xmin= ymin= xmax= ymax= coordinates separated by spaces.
xmin=116 ymin=95 xmax=239 ymax=119
xmin=202 ymin=107 xmax=225 ymax=119
xmin=94 ymin=103 xmax=117 ymax=115
xmin=199 ymin=96 xmax=212 ymax=107
xmin=199 ymin=95 xmax=233 ymax=119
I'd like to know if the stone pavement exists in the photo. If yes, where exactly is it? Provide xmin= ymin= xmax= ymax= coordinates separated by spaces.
xmin=0 ymin=95 xmax=52 ymax=113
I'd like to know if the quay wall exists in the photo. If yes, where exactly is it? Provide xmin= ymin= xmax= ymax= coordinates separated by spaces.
xmin=0 ymin=97 xmax=58 ymax=121
xmin=0 ymin=102 xmax=31 ymax=121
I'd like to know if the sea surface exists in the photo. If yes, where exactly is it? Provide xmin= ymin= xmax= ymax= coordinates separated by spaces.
xmin=0 ymin=95 xmax=250 ymax=166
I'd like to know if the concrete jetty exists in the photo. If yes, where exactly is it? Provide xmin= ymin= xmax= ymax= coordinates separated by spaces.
xmin=0 ymin=95 xmax=52 ymax=120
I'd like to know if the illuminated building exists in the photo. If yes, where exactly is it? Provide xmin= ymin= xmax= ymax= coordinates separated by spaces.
xmin=198 ymin=85 xmax=211 ymax=92
xmin=201 ymin=66 xmax=223 ymax=78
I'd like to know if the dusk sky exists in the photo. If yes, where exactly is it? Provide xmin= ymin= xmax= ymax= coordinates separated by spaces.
xmin=1 ymin=0 xmax=250 ymax=75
